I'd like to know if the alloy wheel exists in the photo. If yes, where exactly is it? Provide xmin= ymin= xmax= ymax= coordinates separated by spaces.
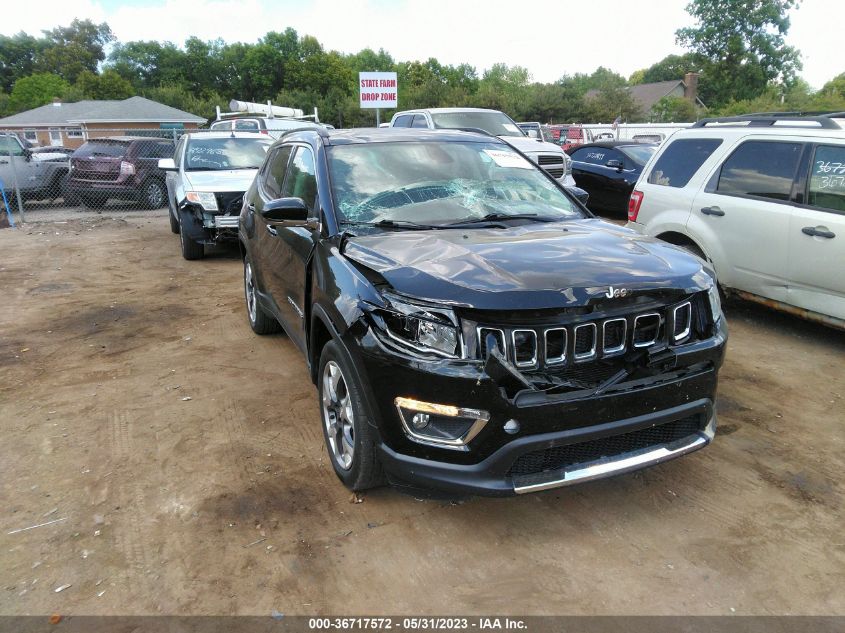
xmin=322 ymin=360 xmax=355 ymax=470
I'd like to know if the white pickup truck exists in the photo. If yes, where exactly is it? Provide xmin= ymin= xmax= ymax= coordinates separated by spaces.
xmin=389 ymin=108 xmax=577 ymax=188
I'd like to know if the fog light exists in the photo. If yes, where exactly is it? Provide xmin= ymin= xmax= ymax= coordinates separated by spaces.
xmin=411 ymin=413 xmax=430 ymax=430
xmin=504 ymin=419 xmax=520 ymax=435
xmin=394 ymin=397 xmax=490 ymax=450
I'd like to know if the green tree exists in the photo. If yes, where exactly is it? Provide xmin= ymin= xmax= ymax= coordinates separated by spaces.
xmin=74 ymin=69 xmax=134 ymax=100
xmin=583 ymin=86 xmax=642 ymax=123
xmin=637 ymin=53 xmax=702 ymax=84
xmin=38 ymin=19 xmax=115 ymax=83
xmin=0 ymin=32 xmax=47 ymax=93
xmin=820 ymin=73 xmax=845 ymax=100
xmin=676 ymin=0 xmax=801 ymax=107
xmin=8 ymin=72 xmax=69 ymax=112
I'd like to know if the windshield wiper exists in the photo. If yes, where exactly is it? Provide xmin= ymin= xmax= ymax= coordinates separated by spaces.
xmin=445 ymin=213 xmax=559 ymax=227
xmin=339 ymin=219 xmax=443 ymax=231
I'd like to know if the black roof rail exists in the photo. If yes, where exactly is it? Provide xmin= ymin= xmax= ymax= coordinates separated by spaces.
xmin=279 ymin=126 xmax=331 ymax=139
xmin=691 ymin=114 xmax=843 ymax=129
xmin=743 ymin=110 xmax=845 ymax=118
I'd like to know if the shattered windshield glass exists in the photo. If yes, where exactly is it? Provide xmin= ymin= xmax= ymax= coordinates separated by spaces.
xmin=327 ymin=141 xmax=584 ymax=226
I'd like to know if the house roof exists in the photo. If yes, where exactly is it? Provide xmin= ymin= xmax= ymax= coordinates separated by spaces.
xmin=0 ymin=96 xmax=206 ymax=126
xmin=585 ymin=79 xmax=706 ymax=114
xmin=627 ymin=80 xmax=687 ymax=112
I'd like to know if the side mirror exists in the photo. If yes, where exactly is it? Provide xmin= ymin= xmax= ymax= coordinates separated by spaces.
xmin=158 ymin=158 xmax=177 ymax=171
xmin=526 ymin=129 xmax=539 ymax=138
xmin=262 ymin=197 xmax=308 ymax=224
xmin=606 ymin=159 xmax=624 ymax=171
xmin=22 ymin=148 xmax=32 ymax=162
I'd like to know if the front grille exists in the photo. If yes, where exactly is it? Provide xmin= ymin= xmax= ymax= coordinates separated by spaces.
xmin=536 ymin=154 xmax=565 ymax=179
xmin=469 ymin=296 xmax=703 ymax=369
xmin=537 ymin=154 xmax=564 ymax=166
xmin=507 ymin=415 xmax=703 ymax=478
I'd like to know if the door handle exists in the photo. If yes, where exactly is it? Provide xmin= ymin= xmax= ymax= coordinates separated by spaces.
xmin=266 ymin=224 xmax=278 ymax=237
xmin=802 ymin=226 xmax=835 ymax=239
xmin=700 ymin=206 xmax=725 ymax=217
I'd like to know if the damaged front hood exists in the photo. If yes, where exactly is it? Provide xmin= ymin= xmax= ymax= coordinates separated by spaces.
xmin=183 ymin=169 xmax=259 ymax=193
xmin=343 ymin=219 xmax=711 ymax=309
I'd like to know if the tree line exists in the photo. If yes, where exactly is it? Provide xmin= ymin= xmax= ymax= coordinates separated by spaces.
xmin=1 ymin=0 xmax=844 ymax=127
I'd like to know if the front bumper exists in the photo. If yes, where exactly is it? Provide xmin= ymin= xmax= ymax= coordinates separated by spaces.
xmin=353 ymin=319 xmax=726 ymax=496
xmin=378 ymin=400 xmax=715 ymax=496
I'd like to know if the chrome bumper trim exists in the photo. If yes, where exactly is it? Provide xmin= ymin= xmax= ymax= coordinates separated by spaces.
xmin=513 ymin=413 xmax=716 ymax=494
xmin=213 ymin=216 xmax=239 ymax=228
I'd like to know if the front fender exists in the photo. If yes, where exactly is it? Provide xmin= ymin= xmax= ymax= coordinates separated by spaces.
xmin=177 ymin=201 xmax=208 ymax=242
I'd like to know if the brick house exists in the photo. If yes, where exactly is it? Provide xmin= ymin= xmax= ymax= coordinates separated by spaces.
xmin=0 ymin=96 xmax=206 ymax=148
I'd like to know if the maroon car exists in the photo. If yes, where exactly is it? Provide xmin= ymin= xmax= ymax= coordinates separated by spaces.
xmin=67 ymin=136 xmax=174 ymax=209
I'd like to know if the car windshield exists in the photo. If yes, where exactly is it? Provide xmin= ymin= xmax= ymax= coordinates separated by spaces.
xmin=184 ymin=137 xmax=272 ymax=171
xmin=328 ymin=141 xmax=584 ymax=227
xmin=74 ymin=142 xmax=128 ymax=158
xmin=619 ymin=144 xmax=658 ymax=166
xmin=430 ymin=112 xmax=525 ymax=137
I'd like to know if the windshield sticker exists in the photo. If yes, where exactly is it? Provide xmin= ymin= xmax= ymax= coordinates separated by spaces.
xmin=502 ymin=123 xmax=520 ymax=134
xmin=483 ymin=149 xmax=533 ymax=169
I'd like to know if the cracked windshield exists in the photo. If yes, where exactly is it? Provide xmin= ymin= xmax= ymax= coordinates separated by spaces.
xmin=328 ymin=140 xmax=584 ymax=227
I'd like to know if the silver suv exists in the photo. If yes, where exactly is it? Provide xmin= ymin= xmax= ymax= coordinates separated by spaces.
xmin=626 ymin=113 xmax=845 ymax=328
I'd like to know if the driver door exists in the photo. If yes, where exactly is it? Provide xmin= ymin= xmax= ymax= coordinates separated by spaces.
xmin=264 ymin=145 xmax=319 ymax=353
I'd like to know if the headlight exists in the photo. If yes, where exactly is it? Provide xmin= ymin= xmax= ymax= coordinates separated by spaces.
xmin=374 ymin=293 xmax=460 ymax=358
xmin=185 ymin=191 xmax=218 ymax=211
xmin=708 ymin=283 xmax=722 ymax=323
xmin=563 ymin=153 xmax=572 ymax=175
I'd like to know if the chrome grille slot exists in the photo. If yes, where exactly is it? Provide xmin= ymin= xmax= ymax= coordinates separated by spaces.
xmin=544 ymin=328 xmax=567 ymax=365
xmin=633 ymin=313 xmax=662 ymax=348
xmin=478 ymin=327 xmax=506 ymax=359
xmin=537 ymin=154 xmax=564 ymax=165
xmin=602 ymin=318 xmax=627 ymax=356
xmin=672 ymin=302 xmax=692 ymax=342
xmin=573 ymin=323 xmax=597 ymax=362
xmin=512 ymin=329 xmax=538 ymax=367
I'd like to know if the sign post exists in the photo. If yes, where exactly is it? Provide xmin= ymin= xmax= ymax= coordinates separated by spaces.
xmin=359 ymin=71 xmax=398 ymax=127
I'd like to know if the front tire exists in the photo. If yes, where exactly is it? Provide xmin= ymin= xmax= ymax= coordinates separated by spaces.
xmin=318 ymin=340 xmax=384 ymax=491
xmin=179 ymin=218 xmax=204 ymax=260
xmin=243 ymin=257 xmax=280 ymax=334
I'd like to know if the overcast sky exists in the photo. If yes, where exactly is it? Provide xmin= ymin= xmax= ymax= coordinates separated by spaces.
xmin=2 ymin=0 xmax=840 ymax=90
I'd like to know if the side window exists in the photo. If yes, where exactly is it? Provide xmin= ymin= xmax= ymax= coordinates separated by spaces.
xmin=647 ymin=138 xmax=722 ymax=187
xmin=281 ymin=146 xmax=317 ymax=212
xmin=808 ymin=145 xmax=845 ymax=213
xmin=0 ymin=136 xmax=24 ymax=156
xmin=155 ymin=142 xmax=174 ymax=158
xmin=411 ymin=114 xmax=429 ymax=128
xmin=262 ymin=146 xmax=293 ymax=199
xmin=210 ymin=121 xmax=231 ymax=131
xmin=392 ymin=115 xmax=413 ymax=128
xmin=716 ymin=141 xmax=802 ymax=201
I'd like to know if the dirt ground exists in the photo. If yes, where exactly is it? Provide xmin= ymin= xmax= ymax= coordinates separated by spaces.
xmin=1 ymin=210 xmax=843 ymax=616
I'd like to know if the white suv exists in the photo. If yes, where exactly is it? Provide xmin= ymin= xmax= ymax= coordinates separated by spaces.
xmin=626 ymin=114 xmax=845 ymax=328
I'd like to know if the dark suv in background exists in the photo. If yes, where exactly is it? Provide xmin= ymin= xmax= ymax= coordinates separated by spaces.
xmin=240 ymin=128 xmax=727 ymax=497
xmin=68 ymin=136 xmax=174 ymax=209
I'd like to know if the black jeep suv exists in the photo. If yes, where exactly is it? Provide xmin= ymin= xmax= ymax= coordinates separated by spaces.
xmin=239 ymin=128 xmax=727 ymax=496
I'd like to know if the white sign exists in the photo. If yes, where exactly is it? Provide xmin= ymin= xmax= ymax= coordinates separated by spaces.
xmin=359 ymin=72 xmax=398 ymax=109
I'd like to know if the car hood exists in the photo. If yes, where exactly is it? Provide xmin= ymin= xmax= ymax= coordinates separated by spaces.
xmin=498 ymin=135 xmax=564 ymax=156
xmin=183 ymin=169 xmax=259 ymax=192
xmin=343 ymin=219 xmax=712 ymax=310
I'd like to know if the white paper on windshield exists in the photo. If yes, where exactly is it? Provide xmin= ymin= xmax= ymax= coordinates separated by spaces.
xmin=483 ymin=149 xmax=533 ymax=169
xmin=502 ymin=123 xmax=520 ymax=133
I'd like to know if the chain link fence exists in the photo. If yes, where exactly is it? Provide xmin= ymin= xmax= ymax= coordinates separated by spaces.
xmin=0 ymin=128 xmax=240 ymax=224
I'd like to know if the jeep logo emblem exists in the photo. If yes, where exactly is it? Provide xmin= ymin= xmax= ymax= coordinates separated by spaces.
xmin=605 ymin=286 xmax=629 ymax=299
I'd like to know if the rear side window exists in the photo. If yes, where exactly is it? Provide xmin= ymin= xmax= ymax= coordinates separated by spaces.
xmin=717 ymin=140 xmax=802 ymax=201
xmin=411 ymin=114 xmax=429 ymax=128
xmin=647 ymin=138 xmax=722 ymax=188
xmin=235 ymin=119 xmax=260 ymax=131
xmin=571 ymin=147 xmax=609 ymax=165
xmin=392 ymin=115 xmax=413 ymax=128
xmin=808 ymin=145 xmax=845 ymax=213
